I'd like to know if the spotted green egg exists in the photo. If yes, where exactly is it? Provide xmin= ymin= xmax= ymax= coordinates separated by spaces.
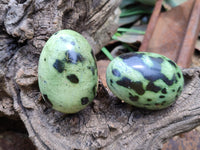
xmin=106 ymin=52 xmax=184 ymax=110
xmin=38 ymin=30 xmax=98 ymax=113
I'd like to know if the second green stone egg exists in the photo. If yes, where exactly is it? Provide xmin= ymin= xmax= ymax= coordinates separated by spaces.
xmin=106 ymin=52 xmax=184 ymax=110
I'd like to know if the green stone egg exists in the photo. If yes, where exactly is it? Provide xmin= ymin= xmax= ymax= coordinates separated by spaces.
xmin=106 ymin=52 xmax=184 ymax=110
xmin=38 ymin=30 xmax=98 ymax=113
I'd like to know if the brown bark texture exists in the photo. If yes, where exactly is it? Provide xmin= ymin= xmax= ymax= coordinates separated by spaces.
xmin=1 ymin=0 xmax=200 ymax=150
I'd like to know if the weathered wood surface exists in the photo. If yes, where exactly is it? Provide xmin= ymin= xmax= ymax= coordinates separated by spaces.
xmin=1 ymin=0 xmax=200 ymax=150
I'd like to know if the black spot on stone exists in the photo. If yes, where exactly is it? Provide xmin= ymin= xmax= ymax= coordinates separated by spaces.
xmin=168 ymin=60 xmax=177 ymax=68
xmin=64 ymin=50 xmax=84 ymax=64
xmin=155 ymin=103 xmax=160 ymax=106
xmin=43 ymin=94 xmax=53 ymax=107
xmin=130 ymin=81 xmax=145 ymax=95
xmin=177 ymin=86 xmax=182 ymax=93
xmin=87 ymin=66 xmax=95 ymax=75
xmin=54 ymin=31 xmax=58 ymax=35
xmin=144 ymin=104 xmax=150 ymax=106
xmin=149 ymin=56 xmax=164 ymax=64
xmin=147 ymin=99 xmax=152 ymax=101
xmin=175 ymin=79 xmax=178 ymax=83
xmin=60 ymin=36 xmax=68 ymax=42
xmin=121 ymin=52 xmax=176 ymax=86
xmin=159 ymin=95 xmax=165 ymax=98
xmin=110 ymin=79 xmax=114 ymax=86
xmin=146 ymin=82 xmax=161 ymax=93
xmin=161 ymin=101 xmax=166 ymax=105
xmin=116 ymin=77 xmax=131 ymax=88
xmin=119 ymin=52 xmax=143 ymax=59
xmin=93 ymin=85 xmax=97 ymax=96
xmin=67 ymin=74 xmax=79 ymax=83
xmin=161 ymin=88 xmax=167 ymax=94
xmin=44 ymin=58 xmax=46 ymax=61
xmin=177 ymin=72 xmax=181 ymax=78
xmin=91 ymin=49 xmax=95 ymax=57
xmin=81 ymin=97 xmax=89 ymax=105
xmin=110 ymin=79 xmax=113 ymax=84
xmin=53 ymin=59 xmax=65 ymax=73
xmin=172 ymin=89 xmax=175 ymax=92
xmin=162 ymin=74 xmax=176 ymax=86
xmin=116 ymin=77 xmax=145 ymax=95
xmin=129 ymin=93 xmax=139 ymax=102
xmin=112 ymin=69 xmax=121 ymax=77
xmin=71 ymin=41 xmax=76 ymax=45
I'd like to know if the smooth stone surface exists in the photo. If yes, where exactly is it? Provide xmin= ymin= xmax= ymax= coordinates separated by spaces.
xmin=106 ymin=52 xmax=184 ymax=110
xmin=38 ymin=30 xmax=98 ymax=113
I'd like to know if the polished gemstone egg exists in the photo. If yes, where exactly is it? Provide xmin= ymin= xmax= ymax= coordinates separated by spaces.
xmin=38 ymin=30 xmax=98 ymax=113
xmin=106 ymin=52 xmax=184 ymax=110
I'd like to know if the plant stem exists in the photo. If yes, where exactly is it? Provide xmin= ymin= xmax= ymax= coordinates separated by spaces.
xmin=101 ymin=47 xmax=114 ymax=61
xmin=117 ymin=28 xmax=145 ymax=34
xmin=120 ymin=10 xmax=152 ymax=17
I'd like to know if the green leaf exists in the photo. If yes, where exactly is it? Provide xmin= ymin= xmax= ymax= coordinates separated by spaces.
xmin=165 ymin=0 xmax=188 ymax=7
xmin=117 ymin=27 xmax=146 ymax=34
xmin=101 ymin=47 xmax=114 ymax=61
xmin=118 ymin=15 xmax=141 ymax=26
xmin=113 ymin=25 xmax=146 ymax=43
xmin=120 ymin=0 xmax=137 ymax=8
xmin=120 ymin=9 xmax=152 ymax=17
xmin=135 ymin=0 xmax=157 ymax=5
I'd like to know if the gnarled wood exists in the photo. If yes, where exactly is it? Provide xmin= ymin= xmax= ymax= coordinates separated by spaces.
xmin=1 ymin=0 xmax=200 ymax=150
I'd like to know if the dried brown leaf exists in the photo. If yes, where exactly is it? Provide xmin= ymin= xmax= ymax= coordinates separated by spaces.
xmin=97 ymin=60 xmax=110 ymax=88
xmin=140 ymin=0 xmax=200 ymax=68
xmin=146 ymin=0 xmax=193 ymax=59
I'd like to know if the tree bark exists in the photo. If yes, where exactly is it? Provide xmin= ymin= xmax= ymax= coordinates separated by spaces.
xmin=1 ymin=0 xmax=200 ymax=150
